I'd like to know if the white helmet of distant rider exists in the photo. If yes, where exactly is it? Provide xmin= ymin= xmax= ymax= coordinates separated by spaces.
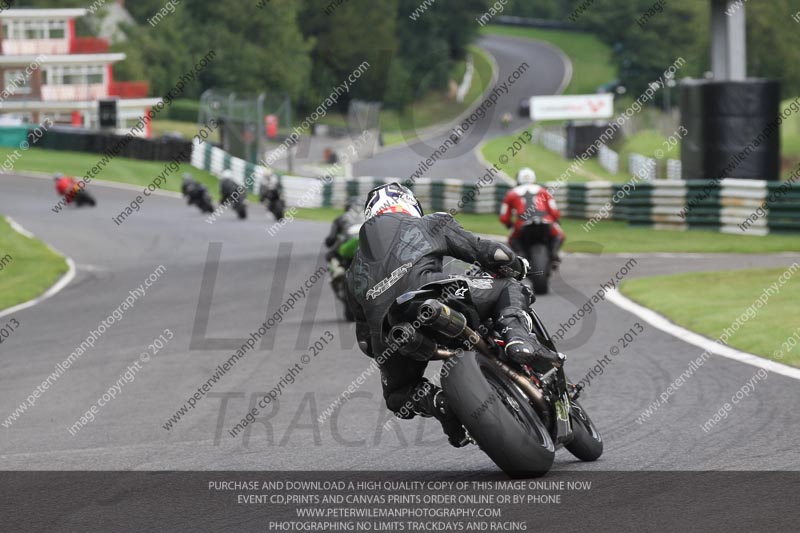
xmin=364 ymin=182 xmax=423 ymax=220
xmin=516 ymin=167 xmax=537 ymax=185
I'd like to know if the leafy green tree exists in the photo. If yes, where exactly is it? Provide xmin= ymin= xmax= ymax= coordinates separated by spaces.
xmin=578 ymin=0 xmax=707 ymax=101
xmin=746 ymin=0 xmax=800 ymax=99
xmin=114 ymin=0 xmax=312 ymax=100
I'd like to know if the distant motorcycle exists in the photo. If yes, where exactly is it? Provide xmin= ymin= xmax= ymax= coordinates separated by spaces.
xmin=182 ymin=177 xmax=214 ymax=214
xmin=54 ymin=174 xmax=96 ymax=207
xmin=329 ymin=223 xmax=361 ymax=321
xmin=220 ymin=172 xmax=248 ymax=220
xmin=260 ymin=180 xmax=285 ymax=221
xmin=518 ymin=218 xmax=555 ymax=295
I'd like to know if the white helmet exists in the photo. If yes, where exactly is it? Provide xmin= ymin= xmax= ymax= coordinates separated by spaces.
xmin=364 ymin=182 xmax=423 ymax=220
xmin=516 ymin=167 xmax=537 ymax=185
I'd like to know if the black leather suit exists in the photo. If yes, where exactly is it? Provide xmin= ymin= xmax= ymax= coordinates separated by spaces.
xmin=346 ymin=211 xmax=531 ymax=416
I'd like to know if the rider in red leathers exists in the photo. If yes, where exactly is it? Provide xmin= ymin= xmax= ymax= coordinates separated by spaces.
xmin=499 ymin=167 xmax=564 ymax=267
xmin=54 ymin=173 xmax=76 ymax=201
xmin=53 ymin=172 xmax=96 ymax=207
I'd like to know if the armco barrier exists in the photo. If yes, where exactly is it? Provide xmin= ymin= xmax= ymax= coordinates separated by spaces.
xmin=190 ymin=142 xmax=798 ymax=235
xmin=568 ymin=179 xmax=799 ymax=235
xmin=29 ymin=127 xmax=192 ymax=162
xmin=190 ymin=138 xmax=269 ymax=192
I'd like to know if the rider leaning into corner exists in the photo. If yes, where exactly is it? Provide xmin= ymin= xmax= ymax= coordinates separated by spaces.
xmin=345 ymin=183 xmax=562 ymax=447
xmin=499 ymin=167 xmax=565 ymax=267
xmin=53 ymin=172 xmax=78 ymax=201
xmin=181 ymin=172 xmax=206 ymax=201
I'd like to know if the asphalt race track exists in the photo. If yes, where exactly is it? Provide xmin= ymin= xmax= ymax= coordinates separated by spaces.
xmin=354 ymin=34 xmax=570 ymax=182
xmin=1 ymin=33 xmax=800 ymax=529
xmin=2 ymin=173 xmax=799 ymax=474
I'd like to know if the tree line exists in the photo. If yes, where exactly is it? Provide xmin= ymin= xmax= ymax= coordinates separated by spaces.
xmin=15 ymin=0 xmax=800 ymax=113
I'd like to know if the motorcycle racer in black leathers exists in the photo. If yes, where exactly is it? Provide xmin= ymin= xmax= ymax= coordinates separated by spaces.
xmin=346 ymin=183 xmax=561 ymax=446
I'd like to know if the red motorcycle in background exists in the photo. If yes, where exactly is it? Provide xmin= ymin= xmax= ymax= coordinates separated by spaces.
xmin=500 ymin=168 xmax=564 ymax=295
xmin=54 ymin=173 xmax=96 ymax=207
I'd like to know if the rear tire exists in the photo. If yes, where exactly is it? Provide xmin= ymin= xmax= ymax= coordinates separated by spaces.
xmin=528 ymin=244 xmax=551 ymax=295
xmin=442 ymin=351 xmax=555 ymax=478
xmin=565 ymin=400 xmax=603 ymax=461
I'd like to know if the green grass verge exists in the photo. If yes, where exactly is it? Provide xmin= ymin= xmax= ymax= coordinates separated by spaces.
xmin=482 ymin=127 xmax=624 ymax=184
xmin=621 ymin=267 xmax=800 ymax=366
xmin=481 ymin=25 xmax=615 ymax=95
xmin=0 ymin=146 xmax=222 ymax=198
xmin=0 ymin=216 xmax=68 ymax=311
xmin=477 ymin=25 xmax=619 ymax=183
xmin=294 ymin=208 xmax=800 ymax=254
xmin=620 ymin=129 xmax=676 ymax=161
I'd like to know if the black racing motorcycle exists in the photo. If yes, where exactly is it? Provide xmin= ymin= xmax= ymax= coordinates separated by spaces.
xmin=517 ymin=218 xmax=555 ymax=295
xmin=72 ymin=188 xmax=96 ymax=207
xmin=183 ymin=182 xmax=215 ymax=214
xmin=221 ymin=191 xmax=248 ymax=220
xmin=259 ymin=183 xmax=285 ymax=221
xmin=383 ymin=271 xmax=602 ymax=478
xmin=328 ymin=222 xmax=361 ymax=322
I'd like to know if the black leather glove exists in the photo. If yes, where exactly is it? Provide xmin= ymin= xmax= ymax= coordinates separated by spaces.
xmin=496 ymin=256 xmax=528 ymax=280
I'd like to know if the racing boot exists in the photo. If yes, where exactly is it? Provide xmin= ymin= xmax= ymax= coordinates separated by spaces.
xmin=409 ymin=380 xmax=469 ymax=448
xmin=497 ymin=308 xmax=562 ymax=372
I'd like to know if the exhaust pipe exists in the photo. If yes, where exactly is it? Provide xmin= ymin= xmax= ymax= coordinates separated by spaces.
xmin=417 ymin=299 xmax=467 ymax=338
xmin=388 ymin=322 xmax=437 ymax=361
xmin=417 ymin=299 xmax=492 ymax=355
xmin=490 ymin=358 xmax=550 ymax=419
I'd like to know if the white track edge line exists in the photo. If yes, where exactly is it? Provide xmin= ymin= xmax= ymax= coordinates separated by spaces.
xmin=0 ymin=216 xmax=77 ymax=319
xmin=605 ymin=288 xmax=800 ymax=381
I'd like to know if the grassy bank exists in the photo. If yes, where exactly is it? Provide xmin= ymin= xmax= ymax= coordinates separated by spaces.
xmin=0 ymin=147 xmax=220 ymax=197
xmin=482 ymin=128 xmax=624 ymax=184
xmin=294 ymin=208 xmax=800 ymax=254
xmin=481 ymin=25 xmax=615 ymax=95
xmin=621 ymin=267 xmax=800 ymax=366
xmin=0 ymin=217 xmax=69 ymax=311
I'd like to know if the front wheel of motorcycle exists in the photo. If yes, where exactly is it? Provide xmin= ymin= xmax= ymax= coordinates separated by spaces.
xmin=564 ymin=399 xmax=603 ymax=462
xmin=441 ymin=352 xmax=555 ymax=478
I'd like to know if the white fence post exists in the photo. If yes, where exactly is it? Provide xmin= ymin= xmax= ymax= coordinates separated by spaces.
xmin=629 ymin=153 xmax=657 ymax=181
xmin=598 ymin=145 xmax=619 ymax=174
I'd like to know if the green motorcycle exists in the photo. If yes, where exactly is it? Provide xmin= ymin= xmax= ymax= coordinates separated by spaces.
xmin=329 ymin=224 xmax=361 ymax=322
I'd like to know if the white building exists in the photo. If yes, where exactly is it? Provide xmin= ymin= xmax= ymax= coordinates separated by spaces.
xmin=0 ymin=8 xmax=161 ymax=136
